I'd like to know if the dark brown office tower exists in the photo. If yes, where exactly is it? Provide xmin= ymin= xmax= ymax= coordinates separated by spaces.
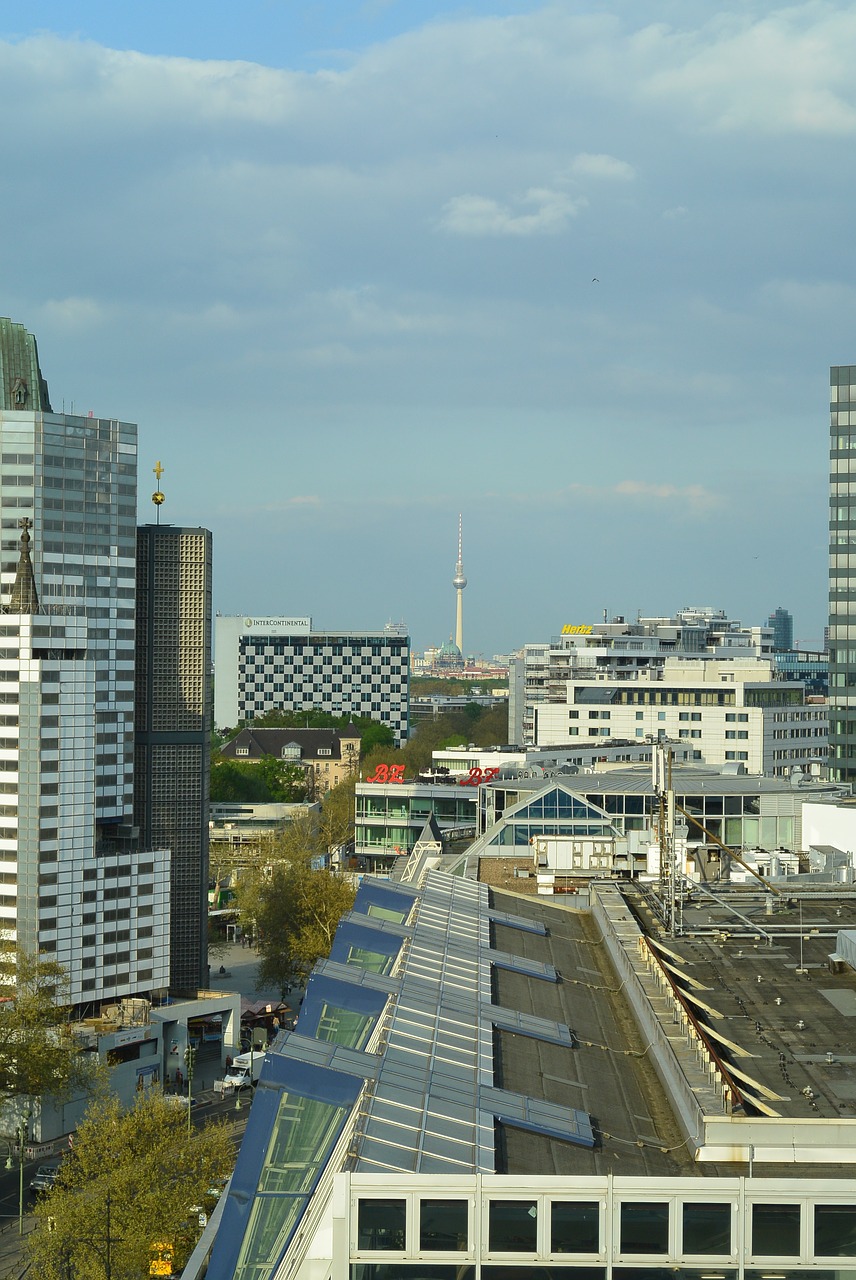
xmin=135 ymin=525 xmax=213 ymax=992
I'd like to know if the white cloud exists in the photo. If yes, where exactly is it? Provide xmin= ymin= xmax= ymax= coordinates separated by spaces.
xmin=40 ymin=296 xmax=105 ymax=330
xmin=323 ymin=286 xmax=452 ymax=335
xmin=758 ymin=277 xmax=856 ymax=313
xmin=499 ymin=480 xmax=722 ymax=513
xmin=569 ymin=152 xmax=636 ymax=181
xmin=438 ymin=188 xmax=586 ymax=237
xmin=637 ymin=8 xmax=856 ymax=135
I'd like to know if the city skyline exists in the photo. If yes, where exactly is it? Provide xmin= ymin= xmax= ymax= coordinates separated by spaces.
xmin=0 ymin=1 xmax=846 ymax=651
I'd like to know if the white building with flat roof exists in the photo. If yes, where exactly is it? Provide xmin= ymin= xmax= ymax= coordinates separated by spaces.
xmin=214 ymin=615 xmax=410 ymax=744
xmin=533 ymin=656 xmax=827 ymax=776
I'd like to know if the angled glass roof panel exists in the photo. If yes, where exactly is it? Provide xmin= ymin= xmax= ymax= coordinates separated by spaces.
xmin=515 ymin=787 xmax=611 ymax=823
xmin=354 ymin=879 xmax=417 ymax=923
xmin=329 ymin=921 xmax=405 ymax=974
xmin=207 ymin=1054 xmax=362 ymax=1280
xmin=298 ymin=974 xmax=388 ymax=1046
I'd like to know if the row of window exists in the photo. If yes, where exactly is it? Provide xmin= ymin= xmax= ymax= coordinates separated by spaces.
xmin=355 ymin=1198 xmax=856 ymax=1260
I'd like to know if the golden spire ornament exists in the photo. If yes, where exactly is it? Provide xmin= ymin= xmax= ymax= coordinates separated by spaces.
xmin=152 ymin=460 xmax=165 ymax=523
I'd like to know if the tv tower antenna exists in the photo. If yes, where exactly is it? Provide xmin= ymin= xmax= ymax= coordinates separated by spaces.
xmin=453 ymin=514 xmax=467 ymax=655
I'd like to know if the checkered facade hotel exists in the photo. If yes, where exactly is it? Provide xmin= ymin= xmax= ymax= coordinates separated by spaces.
xmin=214 ymin=616 xmax=410 ymax=744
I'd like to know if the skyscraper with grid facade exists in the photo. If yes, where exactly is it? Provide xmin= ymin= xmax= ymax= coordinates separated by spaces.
xmin=134 ymin=525 xmax=213 ymax=991
xmin=829 ymin=364 xmax=856 ymax=782
xmin=0 ymin=318 xmax=170 ymax=1001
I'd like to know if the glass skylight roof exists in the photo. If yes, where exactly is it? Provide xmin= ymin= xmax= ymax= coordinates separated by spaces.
xmin=206 ymin=869 xmax=595 ymax=1279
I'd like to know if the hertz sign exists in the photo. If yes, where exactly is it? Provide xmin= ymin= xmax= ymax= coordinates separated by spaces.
xmin=561 ymin=625 xmax=592 ymax=635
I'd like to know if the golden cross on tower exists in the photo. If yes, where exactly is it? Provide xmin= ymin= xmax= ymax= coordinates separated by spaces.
xmin=152 ymin=460 xmax=166 ymax=522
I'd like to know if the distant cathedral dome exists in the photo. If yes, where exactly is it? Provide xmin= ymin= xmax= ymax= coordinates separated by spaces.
xmin=437 ymin=636 xmax=463 ymax=668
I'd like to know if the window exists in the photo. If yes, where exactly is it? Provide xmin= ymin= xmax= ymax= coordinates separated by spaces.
xmin=551 ymin=1201 xmax=600 ymax=1254
xmin=682 ymin=1202 xmax=731 ymax=1255
xmin=489 ymin=1201 xmax=537 ymax=1252
xmin=620 ymin=1202 xmax=669 ymax=1254
xmin=814 ymin=1204 xmax=856 ymax=1256
xmin=751 ymin=1204 xmax=800 ymax=1256
xmin=358 ymin=1199 xmax=406 ymax=1251
xmin=420 ymin=1200 xmax=468 ymax=1251
xmin=236 ymin=747 xmax=249 ymax=757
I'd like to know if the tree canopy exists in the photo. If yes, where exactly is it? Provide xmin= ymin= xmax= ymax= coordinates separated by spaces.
xmin=210 ymin=756 xmax=309 ymax=803
xmin=27 ymin=1089 xmax=233 ymax=1280
xmin=359 ymin=702 xmax=509 ymax=779
xmin=236 ymin=780 xmax=358 ymax=992
xmin=0 ymin=952 xmax=94 ymax=1116
xmin=241 ymin=856 xmax=357 ymax=994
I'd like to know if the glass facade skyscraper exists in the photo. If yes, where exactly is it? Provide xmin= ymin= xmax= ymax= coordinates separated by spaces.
xmin=829 ymin=364 xmax=856 ymax=782
xmin=0 ymin=319 xmax=169 ymax=1001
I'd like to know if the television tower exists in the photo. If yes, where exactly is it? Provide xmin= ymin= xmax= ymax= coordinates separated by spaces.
xmin=453 ymin=514 xmax=467 ymax=655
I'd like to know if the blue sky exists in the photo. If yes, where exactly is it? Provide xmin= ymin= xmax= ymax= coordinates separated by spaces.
xmin=0 ymin=1 xmax=847 ymax=654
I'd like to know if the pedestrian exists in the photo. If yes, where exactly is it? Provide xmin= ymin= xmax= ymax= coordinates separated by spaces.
xmin=176 ymin=1067 xmax=183 ymax=1090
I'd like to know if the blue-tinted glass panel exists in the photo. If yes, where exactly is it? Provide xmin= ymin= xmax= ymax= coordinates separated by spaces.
xmin=230 ymin=1091 xmax=351 ymax=1280
xmin=347 ymin=945 xmax=395 ymax=974
xmin=317 ymin=1002 xmax=375 ymax=1050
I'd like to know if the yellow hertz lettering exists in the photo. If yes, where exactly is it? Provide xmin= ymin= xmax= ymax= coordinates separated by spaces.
xmin=561 ymin=625 xmax=592 ymax=635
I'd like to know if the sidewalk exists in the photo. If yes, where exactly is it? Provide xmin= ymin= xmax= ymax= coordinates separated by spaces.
xmin=206 ymin=941 xmax=284 ymax=1004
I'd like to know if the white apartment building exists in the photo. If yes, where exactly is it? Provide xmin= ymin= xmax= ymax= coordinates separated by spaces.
xmin=214 ymin=615 xmax=410 ymax=744
xmin=510 ymin=608 xmax=775 ymax=745
xmin=533 ymin=656 xmax=827 ymax=776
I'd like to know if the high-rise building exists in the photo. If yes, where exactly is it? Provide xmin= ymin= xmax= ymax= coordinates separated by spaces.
xmin=767 ymin=606 xmax=794 ymax=651
xmin=829 ymin=365 xmax=856 ymax=782
xmin=214 ymin=617 xmax=410 ymax=744
xmin=135 ymin=525 xmax=213 ymax=992
xmin=0 ymin=318 xmax=169 ymax=1001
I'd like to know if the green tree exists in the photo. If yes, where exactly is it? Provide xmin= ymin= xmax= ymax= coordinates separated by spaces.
xmin=209 ymin=757 xmax=309 ymax=803
xmin=0 ymin=951 xmax=94 ymax=1112
xmin=239 ymin=852 xmax=356 ymax=993
xmin=27 ymin=1089 xmax=233 ymax=1280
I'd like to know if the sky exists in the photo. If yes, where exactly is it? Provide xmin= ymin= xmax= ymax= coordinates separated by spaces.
xmin=0 ymin=1 xmax=849 ymax=655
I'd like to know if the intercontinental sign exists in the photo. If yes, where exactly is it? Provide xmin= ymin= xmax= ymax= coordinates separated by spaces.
xmin=243 ymin=617 xmax=312 ymax=631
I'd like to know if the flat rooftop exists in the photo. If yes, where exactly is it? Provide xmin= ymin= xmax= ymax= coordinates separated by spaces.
xmin=626 ymin=882 xmax=856 ymax=1124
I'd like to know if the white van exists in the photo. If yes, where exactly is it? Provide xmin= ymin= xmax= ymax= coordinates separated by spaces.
xmin=222 ymin=1051 xmax=263 ymax=1090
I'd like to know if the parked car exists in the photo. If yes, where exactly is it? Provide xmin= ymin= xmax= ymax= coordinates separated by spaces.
xmin=29 ymin=1164 xmax=60 ymax=1194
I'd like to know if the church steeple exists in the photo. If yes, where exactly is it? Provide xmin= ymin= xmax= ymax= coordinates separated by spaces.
xmin=7 ymin=518 xmax=39 ymax=614
xmin=0 ymin=318 xmax=51 ymax=412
